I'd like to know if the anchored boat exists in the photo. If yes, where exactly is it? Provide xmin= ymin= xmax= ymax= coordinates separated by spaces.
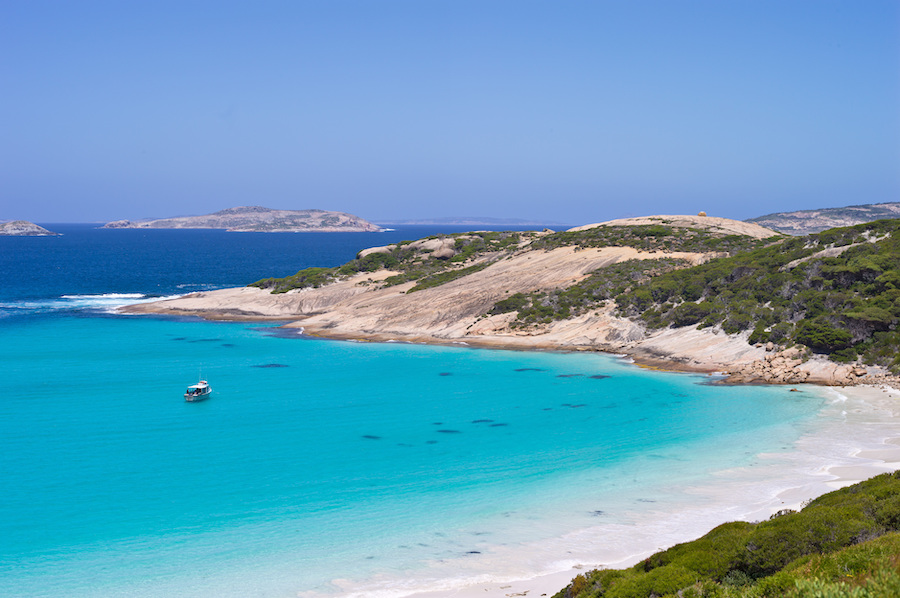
xmin=184 ymin=379 xmax=212 ymax=402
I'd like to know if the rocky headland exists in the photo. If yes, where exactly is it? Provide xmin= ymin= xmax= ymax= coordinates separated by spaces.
xmin=747 ymin=201 xmax=900 ymax=235
xmin=0 ymin=220 xmax=59 ymax=236
xmin=103 ymin=206 xmax=382 ymax=232
xmin=125 ymin=214 xmax=900 ymax=389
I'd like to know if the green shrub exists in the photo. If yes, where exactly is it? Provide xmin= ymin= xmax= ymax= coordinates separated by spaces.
xmin=249 ymin=266 xmax=336 ymax=294
xmin=672 ymin=301 xmax=715 ymax=327
xmin=794 ymin=318 xmax=853 ymax=353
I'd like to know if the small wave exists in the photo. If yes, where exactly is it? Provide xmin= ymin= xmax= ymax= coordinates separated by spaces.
xmin=1 ymin=292 xmax=168 ymax=315
xmin=61 ymin=293 xmax=146 ymax=300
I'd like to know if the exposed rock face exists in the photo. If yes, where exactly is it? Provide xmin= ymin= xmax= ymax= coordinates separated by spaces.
xmin=724 ymin=347 xmax=874 ymax=386
xmin=102 ymin=206 xmax=382 ymax=232
xmin=0 ymin=220 xmax=59 ymax=236
xmin=747 ymin=202 xmax=900 ymax=235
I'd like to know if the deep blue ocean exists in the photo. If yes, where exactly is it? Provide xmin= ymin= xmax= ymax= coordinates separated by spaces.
xmin=0 ymin=225 xmax=826 ymax=597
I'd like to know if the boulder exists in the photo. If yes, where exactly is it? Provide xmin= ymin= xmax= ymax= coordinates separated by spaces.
xmin=357 ymin=245 xmax=395 ymax=259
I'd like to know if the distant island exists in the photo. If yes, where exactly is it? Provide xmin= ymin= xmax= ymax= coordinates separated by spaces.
xmin=103 ymin=206 xmax=382 ymax=232
xmin=376 ymin=216 xmax=567 ymax=226
xmin=0 ymin=220 xmax=59 ymax=236
xmin=746 ymin=201 xmax=900 ymax=235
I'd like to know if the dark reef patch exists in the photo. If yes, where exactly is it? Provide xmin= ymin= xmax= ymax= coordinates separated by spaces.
xmin=361 ymin=435 xmax=382 ymax=440
xmin=253 ymin=363 xmax=290 ymax=368
xmin=439 ymin=372 xmax=452 ymax=376
xmin=471 ymin=419 xmax=494 ymax=424
xmin=556 ymin=373 xmax=584 ymax=378
xmin=489 ymin=423 xmax=508 ymax=427
xmin=589 ymin=374 xmax=611 ymax=379
xmin=437 ymin=429 xmax=462 ymax=434
xmin=514 ymin=368 xmax=545 ymax=372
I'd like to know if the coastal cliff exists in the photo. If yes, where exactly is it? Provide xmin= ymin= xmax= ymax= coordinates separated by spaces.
xmin=103 ymin=206 xmax=382 ymax=232
xmin=125 ymin=215 xmax=900 ymax=388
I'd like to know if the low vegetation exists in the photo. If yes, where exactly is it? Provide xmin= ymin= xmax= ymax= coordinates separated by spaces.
xmin=488 ymin=220 xmax=899 ymax=373
xmin=614 ymin=220 xmax=900 ymax=372
xmin=249 ymin=231 xmax=531 ymax=294
xmin=529 ymin=224 xmax=778 ymax=254
xmin=554 ymin=472 xmax=900 ymax=598
xmin=487 ymin=258 xmax=690 ymax=327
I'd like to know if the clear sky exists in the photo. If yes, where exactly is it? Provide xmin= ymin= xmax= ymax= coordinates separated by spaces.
xmin=2 ymin=1 xmax=898 ymax=224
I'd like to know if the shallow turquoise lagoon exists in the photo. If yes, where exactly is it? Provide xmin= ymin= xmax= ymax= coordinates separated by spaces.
xmin=0 ymin=314 xmax=824 ymax=597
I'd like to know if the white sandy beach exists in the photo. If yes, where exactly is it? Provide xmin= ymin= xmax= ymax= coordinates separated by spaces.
xmin=322 ymin=383 xmax=900 ymax=598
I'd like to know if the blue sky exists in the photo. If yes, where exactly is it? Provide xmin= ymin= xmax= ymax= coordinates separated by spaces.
xmin=2 ymin=1 xmax=898 ymax=224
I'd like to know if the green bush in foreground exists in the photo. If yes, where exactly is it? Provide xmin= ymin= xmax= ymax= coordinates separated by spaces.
xmin=554 ymin=472 xmax=900 ymax=598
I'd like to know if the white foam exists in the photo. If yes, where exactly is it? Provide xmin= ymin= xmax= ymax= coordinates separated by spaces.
xmin=1 ymin=292 xmax=186 ymax=315
xmin=60 ymin=293 xmax=146 ymax=300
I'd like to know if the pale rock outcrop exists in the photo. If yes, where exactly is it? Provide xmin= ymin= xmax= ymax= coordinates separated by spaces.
xmin=358 ymin=245 xmax=395 ymax=259
xmin=725 ymin=348 xmax=872 ymax=386
xmin=569 ymin=215 xmax=779 ymax=239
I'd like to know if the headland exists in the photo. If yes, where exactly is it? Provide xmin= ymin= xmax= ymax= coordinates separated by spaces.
xmin=124 ymin=214 xmax=900 ymax=390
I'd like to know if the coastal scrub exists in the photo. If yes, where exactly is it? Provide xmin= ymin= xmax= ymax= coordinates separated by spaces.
xmin=554 ymin=472 xmax=900 ymax=598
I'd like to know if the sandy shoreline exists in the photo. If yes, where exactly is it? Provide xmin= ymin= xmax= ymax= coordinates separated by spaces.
xmin=353 ymin=383 xmax=900 ymax=598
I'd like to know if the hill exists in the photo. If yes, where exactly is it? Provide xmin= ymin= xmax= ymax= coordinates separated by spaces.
xmin=747 ymin=202 xmax=900 ymax=235
xmin=124 ymin=214 xmax=899 ymax=384
xmin=611 ymin=219 xmax=900 ymax=376
xmin=102 ymin=206 xmax=381 ymax=232
xmin=0 ymin=220 xmax=59 ymax=236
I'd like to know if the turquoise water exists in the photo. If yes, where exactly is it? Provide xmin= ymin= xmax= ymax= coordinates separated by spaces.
xmin=0 ymin=313 xmax=824 ymax=597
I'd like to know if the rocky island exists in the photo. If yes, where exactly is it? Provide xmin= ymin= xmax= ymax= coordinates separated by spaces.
xmin=125 ymin=213 xmax=900 ymax=388
xmin=103 ymin=206 xmax=382 ymax=232
xmin=0 ymin=220 xmax=59 ymax=236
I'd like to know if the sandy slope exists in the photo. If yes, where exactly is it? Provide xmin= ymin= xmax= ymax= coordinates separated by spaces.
xmin=125 ymin=244 xmax=706 ymax=342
